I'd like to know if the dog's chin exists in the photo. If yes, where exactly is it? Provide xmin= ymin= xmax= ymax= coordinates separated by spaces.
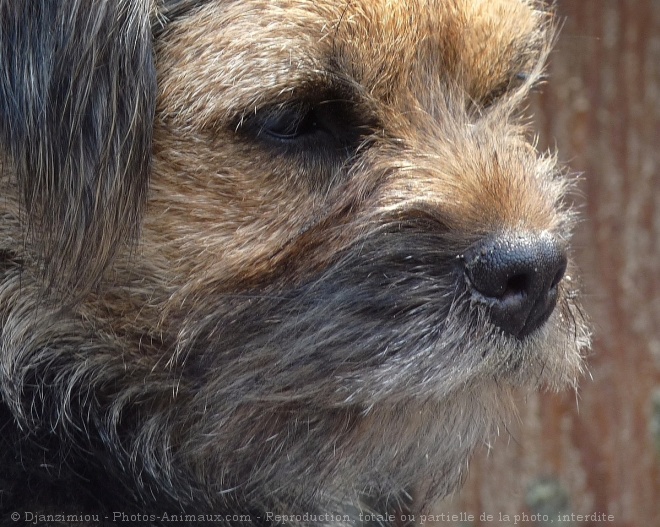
xmin=186 ymin=377 xmax=514 ymax=515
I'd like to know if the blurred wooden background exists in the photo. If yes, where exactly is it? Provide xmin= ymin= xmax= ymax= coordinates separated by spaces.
xmin=435 ymin=1 xmax=660 ymax=525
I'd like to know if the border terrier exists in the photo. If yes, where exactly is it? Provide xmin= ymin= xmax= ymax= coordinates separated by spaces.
xmin=0 ymin=0 xmax=589 ymax=524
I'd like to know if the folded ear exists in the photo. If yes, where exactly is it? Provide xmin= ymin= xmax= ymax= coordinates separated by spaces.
xmin=0 ymin=0 xmax=156 ymax=294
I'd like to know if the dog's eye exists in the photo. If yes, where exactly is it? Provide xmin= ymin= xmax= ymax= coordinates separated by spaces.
xmin=261 ymin=104 xmax=321 ymax=142
xmin=248 ymin=99 xmax=368 ymax=152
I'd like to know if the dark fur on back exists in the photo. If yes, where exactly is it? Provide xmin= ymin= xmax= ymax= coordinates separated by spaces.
xmin=0 ymin=1 xmax=589 ymax=525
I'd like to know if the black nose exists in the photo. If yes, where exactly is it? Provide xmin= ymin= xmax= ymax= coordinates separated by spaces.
xmin=463 ymin=232 xmax=567 ymax=338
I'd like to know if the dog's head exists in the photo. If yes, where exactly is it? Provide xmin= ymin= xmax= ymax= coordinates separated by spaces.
xmin=0 ymin=0 xmax=589 ymax=516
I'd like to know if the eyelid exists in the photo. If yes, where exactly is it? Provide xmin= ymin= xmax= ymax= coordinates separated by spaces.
xmin=259 ymin=104 xmax=317 ymax=141
xmin=246 ymin=98 xmax=371 ymax=147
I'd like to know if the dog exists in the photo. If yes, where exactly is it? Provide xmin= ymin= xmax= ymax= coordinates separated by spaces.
xmin=0 ymin=0 xmax=589 ymax=525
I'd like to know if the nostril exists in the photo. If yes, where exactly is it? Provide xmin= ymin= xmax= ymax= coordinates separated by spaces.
xmin=503 ymin=273 xmax=529 ymax=298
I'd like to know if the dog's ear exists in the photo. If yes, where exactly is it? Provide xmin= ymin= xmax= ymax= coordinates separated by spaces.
xmin=0 ymin=0 xmax=156 ymax=295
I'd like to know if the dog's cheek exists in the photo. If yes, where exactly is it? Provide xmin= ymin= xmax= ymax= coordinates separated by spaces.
xmin=144 ymin=127 xmax=329 ymax=288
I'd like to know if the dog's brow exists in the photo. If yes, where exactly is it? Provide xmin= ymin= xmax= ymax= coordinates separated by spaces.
xmin=233 ymin=70 xmax=365 ymax=122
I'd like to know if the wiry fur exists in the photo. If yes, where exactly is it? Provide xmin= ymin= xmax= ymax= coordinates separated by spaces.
xmin=0 ymin=1 xmax=589 ymax=525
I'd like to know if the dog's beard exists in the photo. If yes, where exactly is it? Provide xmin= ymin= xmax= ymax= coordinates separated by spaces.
xmin=169 ymin=229 xmax=588 ymax=511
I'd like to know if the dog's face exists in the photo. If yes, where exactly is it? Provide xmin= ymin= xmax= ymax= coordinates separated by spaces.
xmin=0 ymin=0 xmax=589 ymax=517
